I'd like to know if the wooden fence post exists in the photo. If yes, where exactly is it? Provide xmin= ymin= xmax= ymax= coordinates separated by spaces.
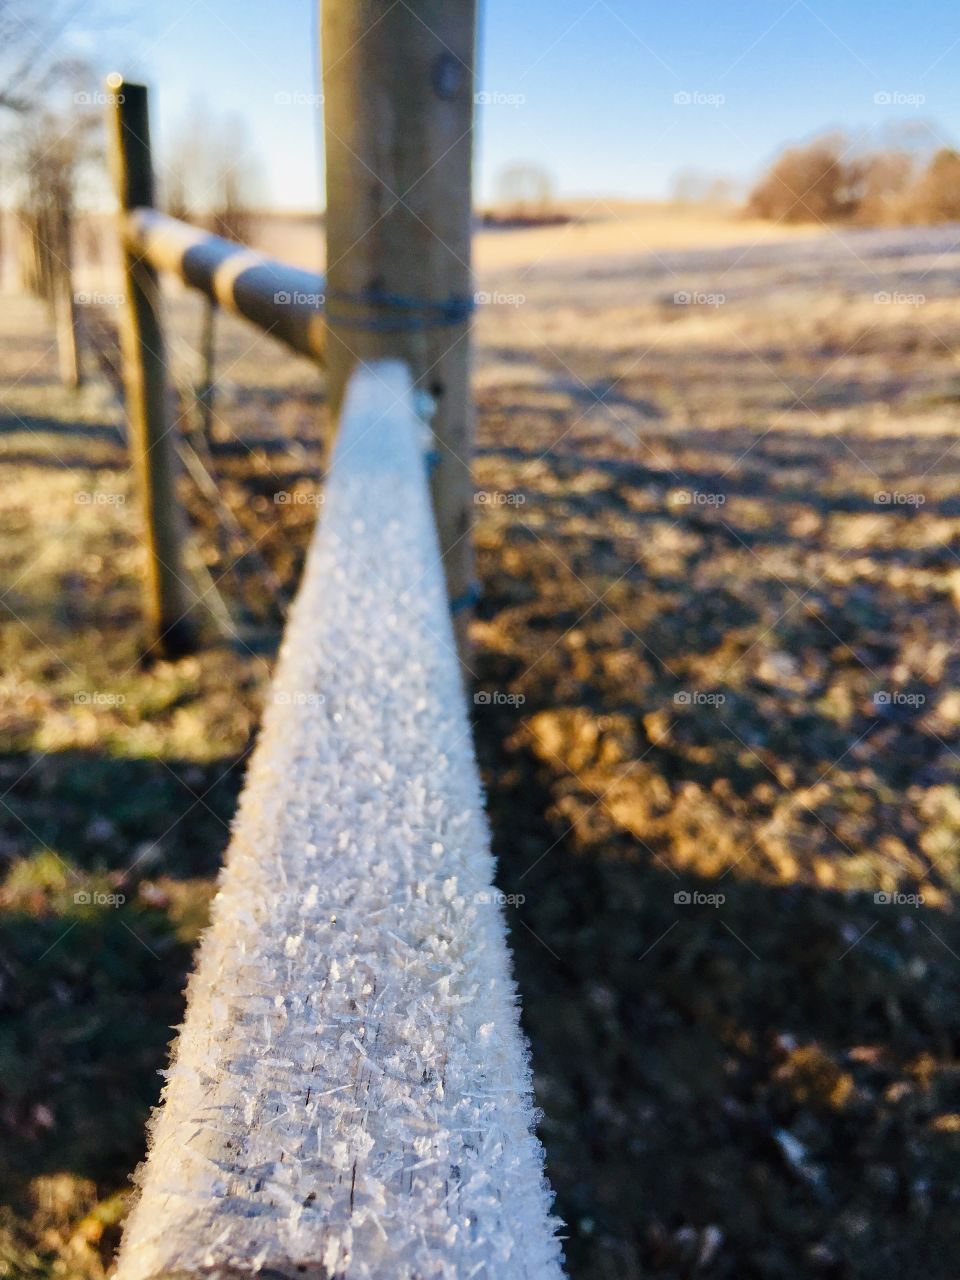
xmin=320 ymin=0 xmax=478 ymax=658
xmin=107 ymin=76 xmax=197 ymax=658
xmin=53 ymin=208 xmax=82 ymax=391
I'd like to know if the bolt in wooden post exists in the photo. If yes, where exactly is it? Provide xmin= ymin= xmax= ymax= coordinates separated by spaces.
xmin=107 ymin=76 xmax=196 ymax=658
xmin=320 ymin=0 xmax=478 ymax=661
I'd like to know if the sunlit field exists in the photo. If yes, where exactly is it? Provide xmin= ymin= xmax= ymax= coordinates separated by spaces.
xmin=3 ymin=212 xmax=960 ymax=1277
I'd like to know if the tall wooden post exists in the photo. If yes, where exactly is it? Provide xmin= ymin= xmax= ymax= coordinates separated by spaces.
xmin=320 ymin=0 xmax=478 ymax=656
xmin=107 ymin=76 xmax=196 ymax=658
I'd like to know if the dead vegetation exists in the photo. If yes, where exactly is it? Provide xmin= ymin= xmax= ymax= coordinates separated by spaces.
xmin=747 ymin=130 xmax=960 ymax=227
xmin=2 ymin=222 xmax=960 ymax=1278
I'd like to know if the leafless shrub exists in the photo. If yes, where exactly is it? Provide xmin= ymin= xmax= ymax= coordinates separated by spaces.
xmin=849 ymin=150 xmax=916 ymax=225
xmin=16 ymin=111 xmax=79 ymax=298
xmin=0 ymin=3 xmax=113 ymax=290
xmin=670 ymin=169 xmax=740 ymax=207
xmin=900 ymin=148 xmax=960 ymax=223
xmin=0 ymin=0 xmax=84 ymax=113
xmin=161 ymin=104 xmax=263 ymax=244
xmin=746 ymin=135 xmax=858 ymax=224
xmin=497 ymin=161 xmax=555 ymax=212
xmin=11 ymin=74 xmax=100 ymax=297
xmin=749 ymin=124 xmax=960 ymax=227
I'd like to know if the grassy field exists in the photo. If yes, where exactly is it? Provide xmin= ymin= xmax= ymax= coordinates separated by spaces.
xmin=2 ymin=216 xmax=960 ymax=1278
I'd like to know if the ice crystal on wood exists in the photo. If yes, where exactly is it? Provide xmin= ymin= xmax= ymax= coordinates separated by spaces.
xmin=114 ymin=362 xmax=563 ymax=1280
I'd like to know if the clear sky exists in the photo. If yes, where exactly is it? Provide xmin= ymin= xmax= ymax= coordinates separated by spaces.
xmin=94 ymin=0 xmax=960 ymax=209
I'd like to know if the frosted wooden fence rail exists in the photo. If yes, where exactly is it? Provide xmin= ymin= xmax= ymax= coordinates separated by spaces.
xmin=114 ymin=362 xmax=563 ymax=1280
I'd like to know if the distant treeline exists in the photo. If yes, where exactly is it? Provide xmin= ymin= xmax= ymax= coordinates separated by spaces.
xmin=748 ymin=130 xmax=960 ymax=226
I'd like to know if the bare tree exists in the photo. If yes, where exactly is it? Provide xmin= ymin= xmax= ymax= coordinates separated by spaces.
xmin=14 ymin=100 xmax=100 ymax=386
xmin=161 ymin=103 xmax=263 ymax=243
xmin=0 ymin=1 xmax=83 ymax=112
xmin=8 ymin=56 xmax=103 ymax=387
xmin=851 ymin=150 xmax=916 ymax=225
xmin=159 ymin=101 xmax=206 ymax=224
xmin=0 ymin=1 xmax=104 ymax=288
xmin=903 ymin=148 xmax=960 ymax=223
xmin=671 ymin=168 xmax=739 ymax=207
xmin=208 ymin=114 xmax=262 ymax=244
xmin=747 ymin=134 xmax=858 ymax=224
xmin=496 ymin=162 xmax=556 ymax=215
xmin=747 ymin=124 xmax=960 ymax=227
xmin=160 ymin=104 xmax=263 ymax=441
xmin=163 ymin=157 xmax=192 ymax=224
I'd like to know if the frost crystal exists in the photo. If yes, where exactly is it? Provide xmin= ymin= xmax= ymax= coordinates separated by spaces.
xmin=114 ymin=362 xmax=564 ymax=1280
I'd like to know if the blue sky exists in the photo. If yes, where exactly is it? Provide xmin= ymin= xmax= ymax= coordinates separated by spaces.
xmin=95 ymin=0 xmax=960 ymax=209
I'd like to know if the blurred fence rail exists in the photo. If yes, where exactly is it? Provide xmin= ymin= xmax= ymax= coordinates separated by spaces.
xmin=122 ymin=206 xmax=327 ymax=365
xmin=109 ymin=79 xmax=329 ymax=659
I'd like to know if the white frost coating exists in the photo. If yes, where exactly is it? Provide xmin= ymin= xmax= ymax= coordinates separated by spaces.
xmin=114 ymin=361 xmax=564 ymax=1280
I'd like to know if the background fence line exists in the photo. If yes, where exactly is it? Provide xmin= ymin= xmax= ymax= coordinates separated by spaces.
xmin=107 ymin=24 xmax=478 ymax=660
xmin=122 ymin=206 xmax=328 ymax=365
xmin=109 ymin=79 xmax=197 ymax=657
